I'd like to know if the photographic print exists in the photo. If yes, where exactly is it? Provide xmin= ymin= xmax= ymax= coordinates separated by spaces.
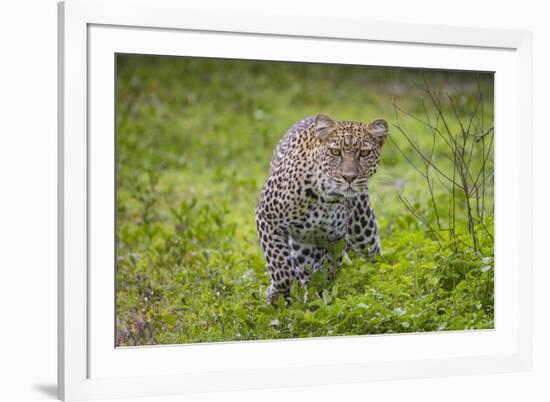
xmin=115 ymin=55 xmax=494 ymax=347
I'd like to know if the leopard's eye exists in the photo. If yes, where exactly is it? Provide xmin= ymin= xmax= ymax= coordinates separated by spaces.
xmin=329 ymin=148 xmax=341 ymax=157
xmin=359 ymin=149 xmax=370 ymax=157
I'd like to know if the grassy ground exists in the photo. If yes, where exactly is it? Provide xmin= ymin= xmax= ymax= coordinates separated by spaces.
xmin=115 ymin=55 xmax=494 ymax=346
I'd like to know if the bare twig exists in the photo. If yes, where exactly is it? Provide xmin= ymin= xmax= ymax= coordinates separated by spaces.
xmin=392 ymin=72 xmax=493 ymax=252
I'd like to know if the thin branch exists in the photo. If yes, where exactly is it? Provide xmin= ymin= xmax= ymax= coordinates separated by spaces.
xmin=395 ymin=190 xmax=444 ymax=245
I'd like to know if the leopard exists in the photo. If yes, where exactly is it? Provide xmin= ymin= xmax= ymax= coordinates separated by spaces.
xmin=255 ymin=113 xmax=389 ymax=303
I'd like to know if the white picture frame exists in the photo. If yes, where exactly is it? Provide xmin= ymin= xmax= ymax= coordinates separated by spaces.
xmin=58 ymin=0 xmax=533 ymax=400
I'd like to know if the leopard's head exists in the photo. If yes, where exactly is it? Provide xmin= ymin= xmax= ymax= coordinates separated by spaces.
xmin=313 ymin=113 xmax=388 ymax=199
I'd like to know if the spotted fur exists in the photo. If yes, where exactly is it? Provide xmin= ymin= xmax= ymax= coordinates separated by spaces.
xmin=256 ymin=113 xmax=389 ymax=303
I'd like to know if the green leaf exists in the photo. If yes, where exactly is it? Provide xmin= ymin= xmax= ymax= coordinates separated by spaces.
xmin=322 ymin=289 xmax=333 ymax=305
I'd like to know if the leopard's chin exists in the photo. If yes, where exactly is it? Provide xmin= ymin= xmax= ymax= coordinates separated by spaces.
xmin=322 ymin=179 xmax=365 ymax=199
xmin=343 ymin=188 xmax=358 ymax=198
xmin=327 ymin=186 xmax=360 ymax=199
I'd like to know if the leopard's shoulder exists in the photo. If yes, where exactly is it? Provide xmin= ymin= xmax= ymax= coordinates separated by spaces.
xmin=268 ymin=116 xmax=316 ymax=175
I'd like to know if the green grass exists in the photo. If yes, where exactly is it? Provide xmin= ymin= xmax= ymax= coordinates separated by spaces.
xmin=115 ymin=55 xmax=494 ymax=346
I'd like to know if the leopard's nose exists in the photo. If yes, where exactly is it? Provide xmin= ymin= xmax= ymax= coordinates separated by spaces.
xmin=341 ymin=174 xmax=357 ymax=184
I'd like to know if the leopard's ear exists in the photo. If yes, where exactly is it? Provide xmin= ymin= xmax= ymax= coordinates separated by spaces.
xmin=367 ymin=118 xmax=388 ymax=146
xmin=314 ymin=113 xmax=337 ymax=141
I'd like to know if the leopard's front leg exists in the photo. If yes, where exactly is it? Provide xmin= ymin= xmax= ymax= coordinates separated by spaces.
xmin=346 ymin=194 xmax=381 ymax=257
xmin=288 ymin=238 xmax=327 ymax=286
xmin=257 ymin=226 xmax=294 ymax=303
xmin=289 ymin=237 xmax=345 ymax=286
